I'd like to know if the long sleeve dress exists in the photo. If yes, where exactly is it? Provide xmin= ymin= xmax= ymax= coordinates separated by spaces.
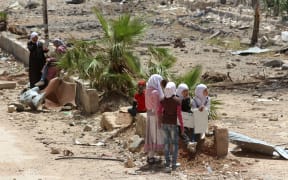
xmin=27 ymin=41 xmax=46 ymax=88
xmin=144 ymin=88 xmax=164 ymax=153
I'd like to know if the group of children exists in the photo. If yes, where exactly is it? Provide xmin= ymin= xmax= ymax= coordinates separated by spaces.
xmin=130 ymin=74 xmax=210 ymax=172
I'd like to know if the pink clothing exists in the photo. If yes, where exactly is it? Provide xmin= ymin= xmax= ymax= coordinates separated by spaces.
xmin=145 ymin=88 xmax=161 ymax=113
xmin=144 ymin=87 xmax=164 ymax=153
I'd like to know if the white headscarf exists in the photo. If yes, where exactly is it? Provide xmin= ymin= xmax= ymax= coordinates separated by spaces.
xmin=30 ymin=32 xmax=38 ymax=40
xmin=53 ymin=38 xmax=65 ymax=47
xmin=147 ymin=74 xmax=164 ymax=99
xmin=164 ymin=82 xmax=176 ymax=98
xmin=195 ymin=84 xmax=208 ymax=105
xmin=176 ymin=83 xmax=189 ymax=99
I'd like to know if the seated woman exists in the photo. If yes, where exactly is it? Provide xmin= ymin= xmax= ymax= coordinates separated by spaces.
xmin=35 ymin=39 xmax=67 ymax=87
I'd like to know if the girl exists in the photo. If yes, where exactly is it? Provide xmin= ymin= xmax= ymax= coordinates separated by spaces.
xmin=159 ymin=82 xmax=184 ymax=171
xmin=176 ymin=83 xmax=196 ymax=152
xmin=144 ymin=74 xmax=165 ymax=164
xmin=192 ymin=84 xmax=210 ymax=112
xmin=191 ymin=84 xmax=211 ymax=141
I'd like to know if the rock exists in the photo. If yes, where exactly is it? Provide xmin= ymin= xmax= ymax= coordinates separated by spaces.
xmin=100 ymin=111 xmax=132 ymax=131
xmin=25 ymin=1 xmax=40 ymax=9
xmin=203 ymin=48 xmax=210 ymax=52
xmin=7 ymin=105 xmax=16 ymax=113
xmin=240 ymin=38 xmax=251 ymax=46
xmin=135 ymin=113 xmax=147 ymax=137
xmin=269 ymin=117 xmax=278 ymax=121
xmin=226 ymin=62 xmax=236 ymax=69
xmin=282 ymin=64 xmax=288 ymax=70
xmin=69 ymin=122 xmax=75 ymax=126
xmin=50 ymin=147 xmax=61 ymax=154
xmin=124 ymin=158 xmax=136 ymax=168
xmin=63 ymin=149 xmax=74 ymax=156
xmin=83 ymin=125 xmax=93 ymax=132
xmin=128 ymin=135 xmax=144 ymax=153
xmin=202 ymin=71 xmax=228 ymax=83
xmin=0 ymin=80 xmax=16 ymax=89
xmin=263 ymin=60 xmax=284 ymax=68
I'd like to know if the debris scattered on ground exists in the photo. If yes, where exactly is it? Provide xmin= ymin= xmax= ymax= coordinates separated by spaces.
xmin=229 ymin=131 xmax=288 ymax=159
xmin=231 ymin=47 xmax=270 ymax=55
xmin=173 ymin=38 xmax=186 ymax=48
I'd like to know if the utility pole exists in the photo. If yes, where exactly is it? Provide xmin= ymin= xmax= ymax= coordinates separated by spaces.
xmin=250 ymin=0 xmax=259 ymax=46
xmin=42 ymin=0 xmax=49 ymax=48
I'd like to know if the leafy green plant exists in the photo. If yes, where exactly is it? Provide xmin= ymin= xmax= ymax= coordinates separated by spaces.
xmin=58 ymin=9 xmax=146 ymax=95
xmin=0 ymin=11 xmax=7 ymax=22
xmin=147 ymin=46 xmax=176 ymax=79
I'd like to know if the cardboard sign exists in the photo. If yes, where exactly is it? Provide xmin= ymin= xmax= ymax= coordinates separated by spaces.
xmin=178 ymin=109 xmax=208 ymax=134
xmin=193 ymin=109 xmax=208 ymax=134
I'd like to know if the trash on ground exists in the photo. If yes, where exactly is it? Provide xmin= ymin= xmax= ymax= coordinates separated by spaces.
xmin=231 ymin=47 xmax=270 ymax=55
xmin=229 ymin=131 xmax=288 ymax=159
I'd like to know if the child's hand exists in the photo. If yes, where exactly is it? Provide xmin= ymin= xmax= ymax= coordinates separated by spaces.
xmin=199 ymin=106 xmax=204 ymax=112
xmin=181 ymin=129 xmax=185 ymax=136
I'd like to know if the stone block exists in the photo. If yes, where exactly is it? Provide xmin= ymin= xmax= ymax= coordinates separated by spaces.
xmin=0 ymin=32 xmax=29 ymax=66
xmin=135 ymin=113 xmax=147 ymax=138
xmin=83 ymin=125 xmax=93 ymax=132
xmin=0 ymin=80 xmax=16 ymax=89
xmin=75 ymin=80 xmax=99 ymax=114
xmin=215 ymin=128 xmax=229 ymax=158
xmin=100 ymin=111 xmax=132 ymax=131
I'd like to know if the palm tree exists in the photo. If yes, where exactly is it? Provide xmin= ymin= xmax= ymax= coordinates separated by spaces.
xmin=58 ymin=9 xmax=146 ymax=96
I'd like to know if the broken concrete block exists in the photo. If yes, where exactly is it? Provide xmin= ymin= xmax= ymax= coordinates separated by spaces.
xmin=75 ymin=80 xmax=99 ymax=114
xmin=100 ymin=111 xmax=132 ymax=131
xmin=50 ymin=147 xmax=61 ymax=154
xmin=0 ymin=80 xmax=16 ymax=89
xmin=83 ymin=125 xmax=93 ymax=132
xmin=128 ymin=135 xmax=144 ymax=153
xmin=7 ymin=105 xmax=16 ymax=113
xmin=135 ymin=113 xmax=147 ymax=138
xmin=215 ymin=128 xmax=229 ymax=158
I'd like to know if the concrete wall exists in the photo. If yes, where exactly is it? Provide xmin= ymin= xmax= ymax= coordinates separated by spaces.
xmin=0 ymin=31 xmax=29 ymax=66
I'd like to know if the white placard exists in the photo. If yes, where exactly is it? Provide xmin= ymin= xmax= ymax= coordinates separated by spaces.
xmin=177 ymin=109 xmax=208 ymax=134
xmin=179 ymin=112 xmax=194 ymax=128
xmin=193 ymin=109 xmax=208 ymax=134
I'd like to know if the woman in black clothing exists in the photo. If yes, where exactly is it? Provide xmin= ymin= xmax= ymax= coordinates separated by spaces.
xmin=27 ymin=32 xmax=48 ymax=88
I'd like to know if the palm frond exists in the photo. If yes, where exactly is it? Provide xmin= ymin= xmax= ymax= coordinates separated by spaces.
xmin=93 ymin=8 xmax=112 ymax=39
xmin=175 ymin=66 xmax=202 ymax=89
xmin=112 ymin=14 xmax=146 ymax=44
xmin=209 ymin=99 xmax=222 ymax=120
xmin=123 ymin=51 xmax=141 ymax=74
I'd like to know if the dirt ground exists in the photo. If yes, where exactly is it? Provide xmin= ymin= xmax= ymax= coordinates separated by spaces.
xmin=1 ymin=0 xmax=288 ymax=179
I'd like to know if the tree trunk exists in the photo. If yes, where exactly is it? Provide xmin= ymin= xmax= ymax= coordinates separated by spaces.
xmin=42 ymin=0 xmax=49 ymax=48
xmin=251 ymin=0 xmax=260 ymax=46
xmin=273 ymin=0 xmax=280 ymax=16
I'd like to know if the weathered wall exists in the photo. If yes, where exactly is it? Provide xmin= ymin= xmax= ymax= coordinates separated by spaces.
xmin=0 ymin=31 xmax=29 ymax=66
